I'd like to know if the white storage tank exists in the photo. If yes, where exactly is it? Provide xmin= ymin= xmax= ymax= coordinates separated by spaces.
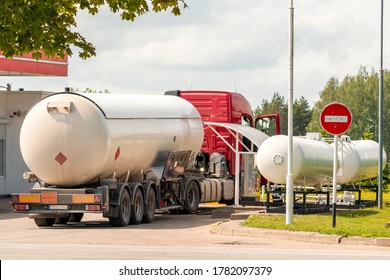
xmin=256 ymin=135 xmax=386 ymax=186
xmin=334 ymin=139 xmax=387 ymax=184
xmin=256 ymin=135 xmax=334 ymax=186
xmin=20 ymin=92 xmax=204 ymax=187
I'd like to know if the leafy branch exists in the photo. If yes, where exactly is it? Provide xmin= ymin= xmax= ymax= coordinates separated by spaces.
xmin=0 ymin=0 xmax=187 ymax=59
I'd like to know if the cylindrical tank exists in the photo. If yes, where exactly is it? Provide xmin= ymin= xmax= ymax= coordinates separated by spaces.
xmin=256 ymin=135 xmax=334 ymax=186
xmin=20 ymin=92 xmax=204 ymax=187
xmin=256 ymin=135 xmax=386 ymax=186
xmin=333 ymin=139 xmax=387 ymax=184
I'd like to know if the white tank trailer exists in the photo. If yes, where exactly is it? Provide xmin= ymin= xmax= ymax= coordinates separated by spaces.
xmin=256 ymin=135 xmax=387 ymax=186
xmin=13 ymin=92 xmax=236 ymax=227
xmin=20 ymin=92 xmax=204 ymax=186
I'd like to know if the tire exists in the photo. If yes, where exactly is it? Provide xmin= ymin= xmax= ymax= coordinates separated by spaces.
xmin=34 ymin=218 xmax=55 ymax=227
xmin=224 ymin=198 xmax=235 ymax=206
xmin=130 ymin=188 xmax=144 ymax=225
xmin=184 ymin=181 xmax=200 ymax=213
xmin=55 ymin=215 xmax=70 ymax=224
xmin=69 ymin=213 xmax=84 ymax=223
xmin=109 ymin=189 xmax=131 ymax=227
xmin=142 ymin=188 xmax=156 ymax=223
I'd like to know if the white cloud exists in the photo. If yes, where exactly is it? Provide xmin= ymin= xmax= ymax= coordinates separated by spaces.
xmin=2 ymin=0 xmax=389 ymax=108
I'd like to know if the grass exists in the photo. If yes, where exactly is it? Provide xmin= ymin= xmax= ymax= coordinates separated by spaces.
xmin=243 ymin=191 xmax=390 ymax=238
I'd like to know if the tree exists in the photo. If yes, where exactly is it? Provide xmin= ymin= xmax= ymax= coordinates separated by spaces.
xmin=306 ymin=77 xmax=339 ymax=134
xmin=0 ymin=0 xmax=187 ymax=60
xmin=254 ymin=92 xmax=288 ymax=135
xmin=253 ymin=93 xmax=312 ymax=136
xmin=293 ymin=96 xmax=312 ymax=136
xmin=308 ymin=66 xmax=390 ymax=155
xmin=70 ymin=87 xmax=110 ymax=93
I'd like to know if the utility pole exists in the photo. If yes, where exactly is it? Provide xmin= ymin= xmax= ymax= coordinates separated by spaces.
xmin=378 ymin=0 xmax=384 ymax=209
xmin=286 ymin=0 xmax=294 ymax=224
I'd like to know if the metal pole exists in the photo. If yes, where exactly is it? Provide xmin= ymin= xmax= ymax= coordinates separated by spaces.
xmin=286 ymin=0 xmax=294 ymax=224
xmin=378 ymin=0 xmax=384 ymax=209
xmin=332 ymin=135 xmax=339 ymax=228
xmin=235 ymin=131 xmax=240 ymax=206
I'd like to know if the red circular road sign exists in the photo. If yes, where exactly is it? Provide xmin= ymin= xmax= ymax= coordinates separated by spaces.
xmin=320 ymin=102 xmax=352 ymax=135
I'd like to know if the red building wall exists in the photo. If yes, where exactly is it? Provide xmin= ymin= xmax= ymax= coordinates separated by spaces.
xmin=0 ymin=51 xmax=68 ymax=76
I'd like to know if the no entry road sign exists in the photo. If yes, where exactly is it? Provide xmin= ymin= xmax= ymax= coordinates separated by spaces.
xmin=320 ymin=102 xmax=353 ymax=228
xmin=320 ymin=102 xmax=352 ymax=135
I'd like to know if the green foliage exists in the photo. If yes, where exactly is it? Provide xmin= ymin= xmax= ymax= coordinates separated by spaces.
xmin=243 ymin=204 xmax=390 ymax=238
xmin=70 ymin=87 xmax=110 ymax=93
xmin=362 ymin=131 xmax=374 ymax=140
xmin=356 ymin=166 xmax=390 ymax=191
xmin=308 ymin=66 xmax=390 ymax=148
xmin=253 ymin=93 xmax=312 ymax=136
xmin=254 ymin=93 xmax=287 ymax=134
xmin=293 ymin=97 xmax=312 ymax=136
xmin=0 ymin=0 xmax=187 ymax=59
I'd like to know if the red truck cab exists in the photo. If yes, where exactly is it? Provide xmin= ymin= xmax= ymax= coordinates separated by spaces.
xmin=165 ymin=90 xmax=255 ymax=176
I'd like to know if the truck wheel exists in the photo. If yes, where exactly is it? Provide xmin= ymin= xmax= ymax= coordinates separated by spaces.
xmin=69 ymin=213 xmax=84 ymax=223
xmin=34 ymin=218 xmax=55 ymax=227
xmin=184 ymin=181 xmax=200 ymax=213
xmin=109 ymin=189 xmax=131 ymax=227
xmin=130 ymin=188 xmax=144 ymax=225
xmin=223 ymin=198 xmax=235 ymax=206
xmin=142 ymin=188 xmax=156 ymax=223
xmin=55 ymin=215 xmax=70 ymax=224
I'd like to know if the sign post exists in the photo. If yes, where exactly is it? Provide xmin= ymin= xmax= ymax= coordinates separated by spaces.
xmin=320 ymin=103 xmax=352 ymax=227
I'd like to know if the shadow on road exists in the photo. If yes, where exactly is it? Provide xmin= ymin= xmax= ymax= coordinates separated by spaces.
xmin=51 ymin=207 xmax=219 ymax=230
xmin=0 ymin=203 xmax=222 ymax=229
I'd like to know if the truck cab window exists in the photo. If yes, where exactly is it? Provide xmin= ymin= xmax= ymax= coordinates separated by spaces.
xmin=257 ymin=118 xmax=270 ymax=134
xmin=241 ymin=116 xmax=253 ymax=152
xmin=241 ymin=116 xmax=251 ymax=127
xmin=256 ymin=117 xmax=279 ymax=136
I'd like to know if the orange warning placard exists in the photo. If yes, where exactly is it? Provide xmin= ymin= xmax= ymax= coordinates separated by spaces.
xmin=18 ymin=194 xmax=41 ymax=203
xmin=42 ymin=192 xmax=57 ymax=204
xmin=72 ymin=194 xmax=95 ymax=204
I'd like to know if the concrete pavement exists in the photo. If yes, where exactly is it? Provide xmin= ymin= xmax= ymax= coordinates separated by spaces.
xmin=2 ymin=196 xmax=390 ymax=247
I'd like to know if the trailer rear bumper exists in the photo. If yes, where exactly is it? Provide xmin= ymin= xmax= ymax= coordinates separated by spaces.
xmin=12 ymin=186 xmax=109 ymax=215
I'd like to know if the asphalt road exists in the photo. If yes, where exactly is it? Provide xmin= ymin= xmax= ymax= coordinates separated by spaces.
xmin=1 ymin=203 xmax=390 ymax=260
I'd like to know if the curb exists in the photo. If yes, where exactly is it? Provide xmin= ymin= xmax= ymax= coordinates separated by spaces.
xmin=210 ymin=220 xmax=390 ymax=247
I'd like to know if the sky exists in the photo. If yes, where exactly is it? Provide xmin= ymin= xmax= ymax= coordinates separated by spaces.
xmin=1 ymin=0 xmax=390 ymax=109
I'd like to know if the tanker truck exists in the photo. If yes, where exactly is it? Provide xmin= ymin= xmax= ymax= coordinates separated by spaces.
xmin=12 ymin=92 xmax=245 ymax=227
